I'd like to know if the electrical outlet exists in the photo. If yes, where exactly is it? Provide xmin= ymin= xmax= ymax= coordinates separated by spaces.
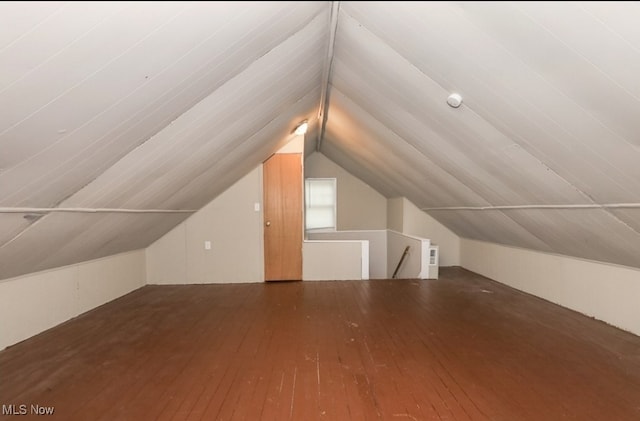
xmin=204 ymin=241 xmax=211 ymax=250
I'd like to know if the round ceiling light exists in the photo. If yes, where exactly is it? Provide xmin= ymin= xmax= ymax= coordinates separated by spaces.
xmin=446 ymin=93 xmax=463 ymax=108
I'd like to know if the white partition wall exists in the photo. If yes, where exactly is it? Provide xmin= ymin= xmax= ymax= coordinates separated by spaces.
xmin=0 ymin=250 xmax=146 ymax=350
xmin=307 ymin=229 xmax=435 ymax=280
xmin=303 ymin=240 xmax=369 ymax=281
xmin=387 ymin=230 xmax=430 ymax=279
xmin=461 ymin=239 xmax=640 ymax=336
xmin=387 ymin=197 xmax=460 ymax=267
xmin=146 ymin=166 xmax=264 ymax=284
xmin=307 ymin=230 xmax=387 ymax=278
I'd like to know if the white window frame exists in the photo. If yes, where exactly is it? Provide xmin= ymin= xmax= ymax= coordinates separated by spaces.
xmin=305 ymin=178 xmax=337 ymax=232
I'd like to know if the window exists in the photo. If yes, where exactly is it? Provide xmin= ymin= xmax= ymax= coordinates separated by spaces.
xmin=305 ymin=178 xmax=336 ymax=231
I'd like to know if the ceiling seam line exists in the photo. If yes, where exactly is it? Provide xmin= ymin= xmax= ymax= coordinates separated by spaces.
xmin=422 ymin=203 xmax=640 ymax=211
xmin=0 ymin=208 xmax=197 ymax=214
xmin=316 ymin=0 xmax=340 ymax=152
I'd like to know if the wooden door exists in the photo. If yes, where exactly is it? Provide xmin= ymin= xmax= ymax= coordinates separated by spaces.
xmin=263 ymin=153 xmax=302 ymax=281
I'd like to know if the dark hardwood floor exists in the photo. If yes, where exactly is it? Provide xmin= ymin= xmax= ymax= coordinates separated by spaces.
xmin=2 ymin=267 xmax=640 ymax=420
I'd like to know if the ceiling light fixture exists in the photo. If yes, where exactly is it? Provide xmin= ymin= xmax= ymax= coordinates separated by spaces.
xmin=446 ymin=93 xmax=463 ymax=108
xmin=294 ymin=120 xmax=309 ymax=135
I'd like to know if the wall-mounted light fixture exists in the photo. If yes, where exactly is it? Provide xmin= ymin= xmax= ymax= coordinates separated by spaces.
xmin=294 ymin=120 xmax=309 ymax=135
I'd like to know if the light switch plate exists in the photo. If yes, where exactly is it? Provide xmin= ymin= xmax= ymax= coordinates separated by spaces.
xmin=254 ymin=202 xmax=260 ymax=212
xmin=204 ymin=241 xmax=211 ymax=250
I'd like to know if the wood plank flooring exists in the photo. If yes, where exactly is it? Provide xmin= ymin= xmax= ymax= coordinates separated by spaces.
xmin=2 ymin=267 xmax=640 ymax=420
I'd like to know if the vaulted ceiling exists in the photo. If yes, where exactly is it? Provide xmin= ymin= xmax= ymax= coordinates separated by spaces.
xmin=2 ymin=1 xmax=640 ymax=279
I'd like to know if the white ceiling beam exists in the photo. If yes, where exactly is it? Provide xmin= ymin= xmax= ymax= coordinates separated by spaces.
xmin=0 ymin=207 xmax=196 ymax=214
xmin=316 ymin=1 xmax=340 ymax=151
xmin=422 ymin=203 xmax=640 ymax=211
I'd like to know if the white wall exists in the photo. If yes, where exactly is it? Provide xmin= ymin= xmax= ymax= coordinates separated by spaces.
xmin=303 ymin=240 xmax=367 ymax=281
xmin=461 ymin=238 xmax=640 ymax=337
xmin=303 ymin=154 xmax=458 ymax=266
xmin=386 ymin=197 xmax=403 ymax=232
xmin=277 ymin=134 xmax=304 ymax=154
xmin=387 ymin=230 xmax=428 ymax=279
xmin=386 ymin=197 xmax=460 ymax=266
xmin=401 ymin=199 xmax=460 ymax=266
xmin=0 ymin=250 xmax=145 ymax=350
xmin=146 ymin=166 xmax=264 ymax=284
xmin=307 ymin=230 xmax=387 ymax=278
xmin=305 ymin=152 xmax=387 ymax=230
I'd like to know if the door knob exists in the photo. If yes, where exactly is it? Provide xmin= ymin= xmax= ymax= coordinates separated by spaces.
xmin=265 ymin=221 xmax=271 ymax=227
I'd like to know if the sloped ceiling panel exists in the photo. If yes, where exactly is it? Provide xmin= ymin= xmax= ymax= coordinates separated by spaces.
xmin=323 ymin=1 xmax=640 ymax=268
xmin=321 ymin=92 xmax=552 ymax=252
xmin=331 ymin=9 xmax=591 ymax=207
xmin=340 ymin=1 xmax=640 ymax=204
xmin=0 ymin=2 xmax=327 ymax=280
xmin=502 ymin=209 xmax=640 ymax=267
xmin=62 ymin=14 xmax=327 ymax=210
xmin=4 ymin=1 xmax=640 ymax=279
xmin=0 ymin=213 xmax=187 ymax=279
xmin=324 ymin=89 xmax=499 ymax=208
xmin=1 ymin=1 xmax=325 ymax=208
